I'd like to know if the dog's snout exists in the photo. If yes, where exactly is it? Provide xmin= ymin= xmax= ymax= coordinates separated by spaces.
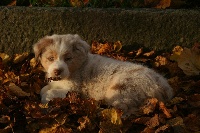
xmin=54 ymin=69 xmax=63 ymax=76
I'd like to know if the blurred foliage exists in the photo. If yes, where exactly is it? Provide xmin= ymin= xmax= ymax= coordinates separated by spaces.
xmin=0 ymin=0 xmax=200 ymax=8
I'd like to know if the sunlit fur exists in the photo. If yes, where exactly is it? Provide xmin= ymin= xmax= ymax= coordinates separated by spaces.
xmin=33 ymin=34 xmax=173 ymax=117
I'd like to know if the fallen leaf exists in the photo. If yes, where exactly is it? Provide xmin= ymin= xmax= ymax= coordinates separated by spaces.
xmin=0 ymin=53 xmax=10 ymax=64
xmin=155 ymin=124 xmax=169 ymax=133
xmin=0 ymin=115 xmax=10 ymax=123
xmin=159 ymin=101 xmax=172 ymax=118
xmin=32 ymin=82 xmax=42 ymax=94
xmin=113 ymin=41 xmax=122 ymax=52
xmin=30 ymin=58 xmax=37 ymax=68
xmin=144 ymin=0 xmax=171 ymax=9
xmin=69 ymin=0 xmax=88 ymax=7
xmin=141 ymin=127 xmax=155 ymax=133
xmin=39 ymin=124 xmax=59 ymax=133
xmin=97 ymin=43 xmax=112 ymax=55
xmin=168 ymin=97 xmax=184 ymax=106
xmin=154 ymin=56 xmax=168 ymax=67
xmin=167 ymin=117 xmax=184 ymax=126
xmin=143 ymin=50 xmax=155 ymax=57
xmin=8 ymin=0 xmax=16 ymax=6
xmin=170 ymin=45 xmax=183 ymax=61
xmin=13 ymin=52 xmax=29 ymax=64
xmin=77 ymin=116 xmax=92 ymax=131
xmin=101 ymin=108 xmax=122 ymax=125
xmin=145 ymin=114 xmax=159 ymax=128
xmin=177 ymin=47 xmax=200 ymax=75
xmin=133 ymin=117 xmax=151 ymax=125
xmin=0 ymin=126 xmax=12 ymax=133
xmin=155 ymin=0 xmax=171 ymax=9
xmin=3 ymin=71 xmax=18 ymax=84
xmin=140 ymin=98 xmax=158 ymax=115
xmin=184 ymin=114 xmax=200 ymax=132
xmin=187 ymin=94 xmax=200 ymax=107
xmin=8 ymin=83 xmax=30 ymax=97
xmin=136 ymin=48 xmax=143 ymax=57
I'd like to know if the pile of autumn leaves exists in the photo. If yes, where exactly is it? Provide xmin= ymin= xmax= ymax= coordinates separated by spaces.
xmin=0 ymin=41 xmax=200 ymax=133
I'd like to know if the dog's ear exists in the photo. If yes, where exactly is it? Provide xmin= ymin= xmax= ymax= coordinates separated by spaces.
xmin=33 ymin=36 xmax=54 ymax=61
xmin=73 ymin=34 xmax=90 ymax=54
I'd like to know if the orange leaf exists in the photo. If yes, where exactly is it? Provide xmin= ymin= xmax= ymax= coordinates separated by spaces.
xmin=154 ymin=56 xmax=168 ymax=67
xmin=97 ymin=43 xmax=112 ymax=55
xmin=159 ymin=102 xmax=172 ymax=118
xmin=145 ymin=114 xmax=159 ymax=128
xmin=155 ymin=0 xmax=171 ymax=9
xmin=140 ymin=98 xmax=158 ymax=115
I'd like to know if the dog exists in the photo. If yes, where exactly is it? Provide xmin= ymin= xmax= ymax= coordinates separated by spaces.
xmin=33 ymin=34 xmax=173 ymax=116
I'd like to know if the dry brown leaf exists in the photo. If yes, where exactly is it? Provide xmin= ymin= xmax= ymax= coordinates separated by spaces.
xmin=145 ymin=114 xmax=159 ymax=128
xmin=167 ymin=117 xmax=186 ymax=133
xmin=154 ymin=56 xmax=168 ymax=67
xmin=97 ymin=43 xmax=112 ymax=55
xmin=0 ymin=126 xmax=12 ymax=133
xmin=54 ymin=126 xmax=73 ymax=133
xmin=101 ymin=108 xmax=122 ymax=125
xmin=188 ymin=94 xmax=200 ymax=107
xmin=0 ymin=115 xmax=10 ymax=123
xmin=141 ymin=127 xmax=155 ymax=133
xmin=30 ymin=58 xmax=37 ymax=68
xmin=8 ymin=0 xmax=16 ymax=6
xmin=133 ymin=117 xmax=151 ymax=125
xmin=136 ymin=48 xmax=143 ymax=57
xmin=168 ymin=97 xmax=184 ymax=106
xmin=168 ymin=76 xmax=179 ymax=90
xmin=140 ymin=98 xmax=158 ymax=115
xmin=0 ymin=53 xmax=10 ymax=64
xmin=113 ymin=41 xmax=122 ymax=52
xmin=32 ymin=82 xmax=42 ymax=94
xmin=100 ymin=108 xmax=122 ymax=133
xmin=155 ymin=0 xmax=171 ymax=9
xmin=184 ymin=114 xmax=200 ymax=132
xmin=3 ymin=71 xmax=18 ymax=84
xmin=170 ymin=45 xmax=183 ymax=61
xmin=13 ymin=52 xmax=29 ymax=64
xmin=167 ymin=62 xmax=183 ymax=76
xmin=143 ymin=50 xmax=155 ymax=57
xmin=155 ymin=124 xmax=169 ymax=133
xmin=159 ymin=101 xmax=172 ymax=118
xmin=167 ymin=117 xmax=184 ymax=127
xmin=144 ymin=0 xmax=171 ymax=9
xmin=8 ymin=83 xmax=30 ymax=97
xmin=91 ymin=41 xmax=99 ymax=53
xmin=39 ymin=124 xmax=59 ymax=133
xmin=69 ymin=0 xmax=88 ymax=7
xmin=177 ymin=47 xmax=200 ymax=75
xmin=77 ymin=116 xmax=92 ymax=131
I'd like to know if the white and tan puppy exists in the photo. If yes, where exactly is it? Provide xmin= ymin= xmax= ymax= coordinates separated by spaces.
xmin=33 ymin=34 xmax=173 ymax=116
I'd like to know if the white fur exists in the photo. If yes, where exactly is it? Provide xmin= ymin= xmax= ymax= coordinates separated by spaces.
xmin=33 ymin=34 xmax=173 ymax=116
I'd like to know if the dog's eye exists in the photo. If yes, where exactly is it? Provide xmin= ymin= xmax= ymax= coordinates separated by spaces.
xmin=47 ymin=57 xmax=54 ymax=62
xmin=64 ymin=57 xmax=72 ymax=62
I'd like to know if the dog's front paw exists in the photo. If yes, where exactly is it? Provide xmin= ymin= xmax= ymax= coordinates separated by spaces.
xmin=41 ymin=88 xmax=69 ymax=104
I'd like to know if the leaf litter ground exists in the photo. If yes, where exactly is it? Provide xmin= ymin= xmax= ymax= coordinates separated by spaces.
xmin=0 ymin=41 xmax=200 ymax=133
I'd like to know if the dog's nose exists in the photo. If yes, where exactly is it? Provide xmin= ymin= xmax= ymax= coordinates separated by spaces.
xmin=53 ymin=69 xmax=63 ymax=76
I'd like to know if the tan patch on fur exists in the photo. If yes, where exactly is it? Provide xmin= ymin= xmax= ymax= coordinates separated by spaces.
xmin=41 ymin=50 xmax=58 ymax=72
xmin=111 ymin=83 xmax=127 ymax=91
xmin=34 ymin=38 xmax=54 ymax=60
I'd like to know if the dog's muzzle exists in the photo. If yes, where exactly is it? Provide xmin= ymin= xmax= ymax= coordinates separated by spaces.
xmin=46 ymin=77 xmax=62 ymax=82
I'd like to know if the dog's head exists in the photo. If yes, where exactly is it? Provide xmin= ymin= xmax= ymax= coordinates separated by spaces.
xmin=33 ymin=34 xmax=90 ymax=80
